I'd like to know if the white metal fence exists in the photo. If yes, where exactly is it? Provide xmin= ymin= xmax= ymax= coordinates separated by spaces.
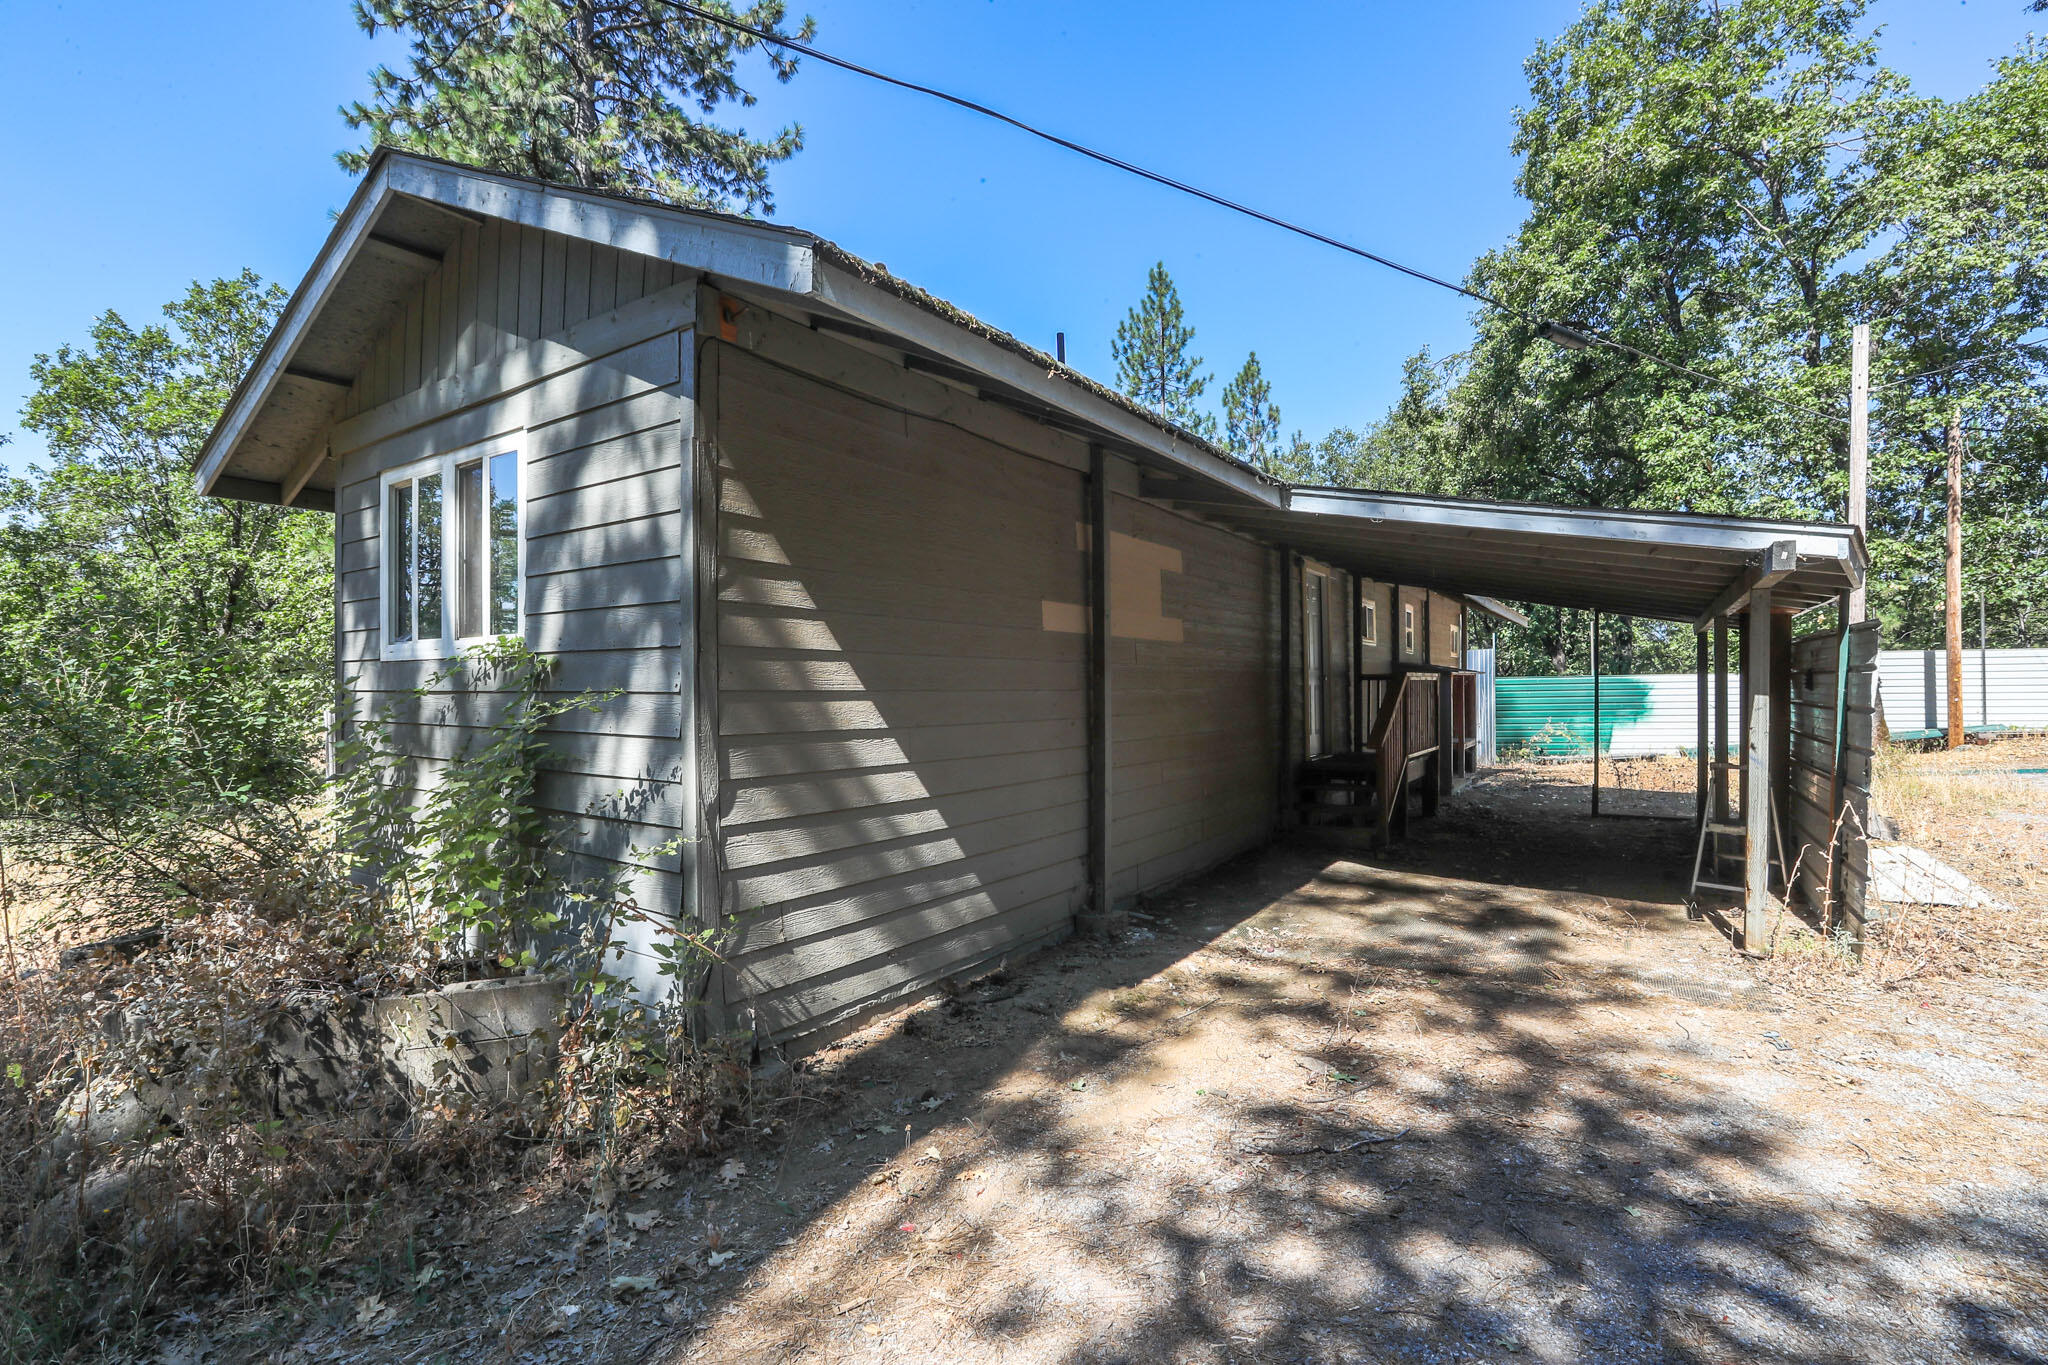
xmin=1465 ymin=647 xmax=1497 ymax=766
xmin=1874 ymin=648 xmax=2048 ymax=733
xmin=1484 ymin=647 xmax=2048 ymax=759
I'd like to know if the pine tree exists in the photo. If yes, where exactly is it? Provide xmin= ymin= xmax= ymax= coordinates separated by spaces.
xmin=1112 ymin=263 xmax=1213 ymax=437
xmin=340 ymin=0 xmax=816 ymax=214
xmin=1221 ymin=351 xmax=1284 ymax=470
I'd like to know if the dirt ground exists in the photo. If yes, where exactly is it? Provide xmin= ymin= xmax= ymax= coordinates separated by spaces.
xmin=254 ymin=761 xmax=2048 ymax=1365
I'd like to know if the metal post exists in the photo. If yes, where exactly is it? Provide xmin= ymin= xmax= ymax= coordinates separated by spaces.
xmin=1590 ymin=610 xmax=1602 ymax=818
xmin=1744 ymin=588 xmax=1774 ymax=951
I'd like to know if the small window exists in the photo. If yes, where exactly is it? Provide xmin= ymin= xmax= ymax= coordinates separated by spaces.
xmin=1402 ymin=602 xmax=1416 ymax=655
xmin=1360 ymin=600 xmax=1378 ymax=646
xmin=382 ymin=440 xmax=522 ymax=659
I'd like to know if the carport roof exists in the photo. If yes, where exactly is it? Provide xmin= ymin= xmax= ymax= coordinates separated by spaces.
xmin=1148 ymin=484 xmax=1864 ymax=623
xmin=195 ymin=150 xmax=1864 ymax=627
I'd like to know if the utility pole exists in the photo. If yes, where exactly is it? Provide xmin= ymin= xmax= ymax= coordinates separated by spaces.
xmin=1945 ymin=410 xmax=1966 ymax=750
xmin=1848 ymin=323 xmax=1870 ymax=623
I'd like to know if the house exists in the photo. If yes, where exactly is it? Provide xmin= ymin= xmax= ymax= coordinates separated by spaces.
xmin=196 ymin=151 xmax=1872 ymax=1044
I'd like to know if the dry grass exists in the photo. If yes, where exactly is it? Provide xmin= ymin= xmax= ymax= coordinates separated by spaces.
xmin=1759 ymin=735 xmax=2048 ymax=996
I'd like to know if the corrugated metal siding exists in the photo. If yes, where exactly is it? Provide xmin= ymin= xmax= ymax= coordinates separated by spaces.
xmin=1499 ymin=648 xmax=2048 ymax=757
xmin=331 ymin=240 xmax=693 ymax=986
xmin=1874 ymin=648 xmax=2048 ymax=732
xmin=1465 ymin=648 xmax=1497 ymax=766
xmin=1496 ymin=674 xmax=1742 ymax=758
xmin=711 ymin=346 xmax=1090 ymax=1042
xmin=1109 ymin=495 xmax=1278 ymax=901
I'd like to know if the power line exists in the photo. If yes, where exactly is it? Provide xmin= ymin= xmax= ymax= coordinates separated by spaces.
xmin=1873 ymin=335 xmax=2048 ymax=391
xmin=667 ymin=1 xmax=1847 ymax=426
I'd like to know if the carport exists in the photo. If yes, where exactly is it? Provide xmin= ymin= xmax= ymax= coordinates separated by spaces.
xmin=1144 ymin=481 xmax=1871 ymax=953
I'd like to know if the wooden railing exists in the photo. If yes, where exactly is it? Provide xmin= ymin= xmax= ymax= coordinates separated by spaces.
xmin=1366 ymin=670 xmax=1440 ymax=841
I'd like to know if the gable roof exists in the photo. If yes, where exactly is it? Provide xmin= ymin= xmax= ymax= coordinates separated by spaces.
xmin=194 ymin=148 xmax=1279 ymax=514
xmin=196 ymin=150 xmax=1863 ymax=623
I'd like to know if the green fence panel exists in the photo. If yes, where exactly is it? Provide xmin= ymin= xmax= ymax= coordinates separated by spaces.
xmin=1495 ymin=674 xmax=1739 ymax=759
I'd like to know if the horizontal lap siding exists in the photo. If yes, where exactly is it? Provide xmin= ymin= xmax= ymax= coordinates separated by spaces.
xmin=712 ymin=348 xmax=1088 ymax=1042
xmin=1109 ymin=496 xmax=1278 ymax=900
xmin=331 ymin=237 xmax=692 ymax=983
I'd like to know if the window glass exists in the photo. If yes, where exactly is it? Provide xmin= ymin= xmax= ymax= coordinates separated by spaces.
xmin=489 ymin=452 xmax=520 ymax=635
xmin=385 ymin=446 xmax=520 ymax=655
xmin=388 ymin=481 xmax=414 ymax=643
xmin=416 ymin=471 xmax=444 ymax=641
xmin=455 ymin=459 xmax=485 ymax=638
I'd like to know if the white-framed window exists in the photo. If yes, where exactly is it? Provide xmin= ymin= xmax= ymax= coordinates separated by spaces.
xmin=1360 ymin=599 xmax=1378 ymax=646
xmin=1402 ymin=602 xmax=1416 ymax=656
xmin=380 ymin=436 xmax=524 ymax=660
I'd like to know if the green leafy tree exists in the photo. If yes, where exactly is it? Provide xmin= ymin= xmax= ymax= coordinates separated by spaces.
xmin=1344 ymin=0 xmax=2048 ymax=668
xmin=1113 ymin=263 xmax=1215 ymax=438
xmin=1855 ymin=37 xmax=2048 ymax=650
xmin=0 ymin=274 xmax=333 ymax=916
xmin=340 ymin=0 xmax=816 ymax=213
xmin=1221 ymin=352 xmax=1285 ymax=471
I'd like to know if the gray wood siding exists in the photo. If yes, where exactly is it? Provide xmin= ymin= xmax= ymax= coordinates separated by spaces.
xmin=341 ymin=218 xmax=684 ymax=419
xmin=710 ymin=345 xmax=1089 ymax=1042
xmin=1109 ymin=496 xmax=1280 ymax=898
xmin=1787 ymin=622 xmax=1877 ymax=932
xmin=331 ymin=277 xmax=693 ymax=985
xmin=1428 ymin=590 xmax=1463 ymax=667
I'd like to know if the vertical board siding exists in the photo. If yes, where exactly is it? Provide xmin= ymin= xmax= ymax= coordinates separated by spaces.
xmin=331 ymin=290 xmax=693 ymax=987
xmin=1787 ymin=624 xmax=1878 ymax=931
xmin=712 ymin=347 xmax=1089 ymax=1042
xmin=341 ymin=223 xmax=678 ymax=420
xmin=1109 ymin=496 xmax=1279 ymax=899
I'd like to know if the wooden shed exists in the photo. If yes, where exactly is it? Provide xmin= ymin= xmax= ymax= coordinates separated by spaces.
xmin=196 ymin=152 xmax=1872 ymax=1044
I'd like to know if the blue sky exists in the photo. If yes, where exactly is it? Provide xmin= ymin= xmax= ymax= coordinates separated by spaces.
xmin=0 ymin=0 xmax=2038 ymax=473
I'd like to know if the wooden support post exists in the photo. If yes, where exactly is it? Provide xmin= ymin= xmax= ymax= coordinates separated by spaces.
xmin=1744 ymin=587 xmax=1774 ymax=951
xmin=1080 ymin=445 xmax=1118 ymax=938
xmin=1769 ymin=609 xmax=1794 ymax=893
xmin=1848 ymin=322 xmax=1869 ymax=623
xmin=1695 ymin=628 xmax=1709 ymax=832
xmin=1737 ymin=615 xmax=1751 ymax=827
xmin=1590 ymin=610 xmax=1602 ymax=818
xmin=1352 ymin=577 xmax=1364 ymax=757
xmin=1713 ymin=617 xmax=1730 ymax=823
xmin=1438 ymin=670 xmax=1456 ymax=798
xmin=1945 ymin=410 xmax=1966 ymax=749
xmin=1278 ymin=552 xmax=1294 ymax=831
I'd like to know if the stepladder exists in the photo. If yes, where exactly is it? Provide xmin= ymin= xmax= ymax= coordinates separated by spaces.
xmin=1687 ymin=795 xmax=1790 ymax=919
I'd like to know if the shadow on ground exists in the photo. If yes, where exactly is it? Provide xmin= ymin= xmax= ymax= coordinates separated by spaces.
xmin=348 ymin=772 xmax=2048 ymax=1364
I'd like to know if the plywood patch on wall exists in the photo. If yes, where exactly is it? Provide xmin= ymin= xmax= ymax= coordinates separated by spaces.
xmin=1042 ymin=524 xmax=1185 ymax=643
